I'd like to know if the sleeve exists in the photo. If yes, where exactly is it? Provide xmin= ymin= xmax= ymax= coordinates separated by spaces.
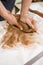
xmin=0 ymin=0 xmax=6 ymax=1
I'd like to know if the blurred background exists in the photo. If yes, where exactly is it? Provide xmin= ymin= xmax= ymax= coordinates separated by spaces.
xmin=16 ymin=0 xmax=43 ymax=3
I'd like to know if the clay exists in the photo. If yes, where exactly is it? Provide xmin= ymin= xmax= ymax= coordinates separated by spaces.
xmin=15 ymin=14 xmax=36 ymax=33
xmin=2 ymin=14 xmax=36 ymax=48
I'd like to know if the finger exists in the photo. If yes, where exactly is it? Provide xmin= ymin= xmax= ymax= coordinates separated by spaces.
xmin=26 ymin=18 xmax=35 ymax=30
xmin=15 ymin=22 xmax=23 ymax=30
xmin=32 ymin=19 xmax=37 ymax=31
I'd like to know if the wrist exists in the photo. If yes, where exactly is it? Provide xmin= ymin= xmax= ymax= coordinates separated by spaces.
xmin=0 ymin=10 xmax=10 ymax=21
xmin=20 ymin=13 xmax=28 ymax=20
xmin=20 ymin=13 xmax=28 ymax=17
xmin=4 ymin=10 xmax=11 ymax=20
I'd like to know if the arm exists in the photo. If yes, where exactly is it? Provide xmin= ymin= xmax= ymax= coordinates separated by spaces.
xmin=0 ymin=1 xmax=10 ymax=20
xmin=20 ymin=0 xmax=37 ymax=31
xmin=0 ymin=1 xmax=22 ymax=30
xmin=21 ymin=0 xmax=32 ymax=15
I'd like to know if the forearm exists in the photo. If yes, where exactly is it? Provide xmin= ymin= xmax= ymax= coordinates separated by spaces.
xmin=0 ymin=1 xmax=10 ymax=20
xmin=21 ymin=0 xmax=32 ymax=15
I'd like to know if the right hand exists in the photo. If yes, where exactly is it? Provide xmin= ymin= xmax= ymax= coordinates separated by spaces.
xmin=20 ymin=14 xmax=37 ymax=32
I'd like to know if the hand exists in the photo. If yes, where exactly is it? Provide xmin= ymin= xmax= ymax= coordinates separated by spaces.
xmin=20 ymin=14 xmax=37 ymax=31
xmin=0 ymin=2 xmax=23 ymax=30
xmin=5 ymin=11 xmax=23 ymax=30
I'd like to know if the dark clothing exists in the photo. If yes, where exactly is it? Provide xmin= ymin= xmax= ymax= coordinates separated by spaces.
xmin=0 ymin=0 xmax=15 ymax=21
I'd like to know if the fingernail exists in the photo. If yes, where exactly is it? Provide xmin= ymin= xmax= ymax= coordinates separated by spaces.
xmin=20 ymin=27 xmax=23 ymax=30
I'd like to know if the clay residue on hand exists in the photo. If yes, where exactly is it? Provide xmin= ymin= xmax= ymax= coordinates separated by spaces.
xmin=2 ymin=14 xmax=37 ymax=48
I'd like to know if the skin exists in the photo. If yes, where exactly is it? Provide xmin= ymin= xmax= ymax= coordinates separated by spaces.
xmin=0 ymin=0 xmax=36 ymax=31
xmin=0 ymin=1 xmax=23 ymax=30
xmin=20 ymin=0 xmax=37 ymax=31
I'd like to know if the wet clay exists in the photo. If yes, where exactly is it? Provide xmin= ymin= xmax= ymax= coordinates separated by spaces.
xmin=2 ymin=14 xmax=36 ymax=48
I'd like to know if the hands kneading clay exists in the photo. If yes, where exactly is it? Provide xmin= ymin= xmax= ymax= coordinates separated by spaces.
xmin=2 ymin=15 xmax=36 ymax=48
xmin=15 ymin=14 xmax=36 ymax=33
